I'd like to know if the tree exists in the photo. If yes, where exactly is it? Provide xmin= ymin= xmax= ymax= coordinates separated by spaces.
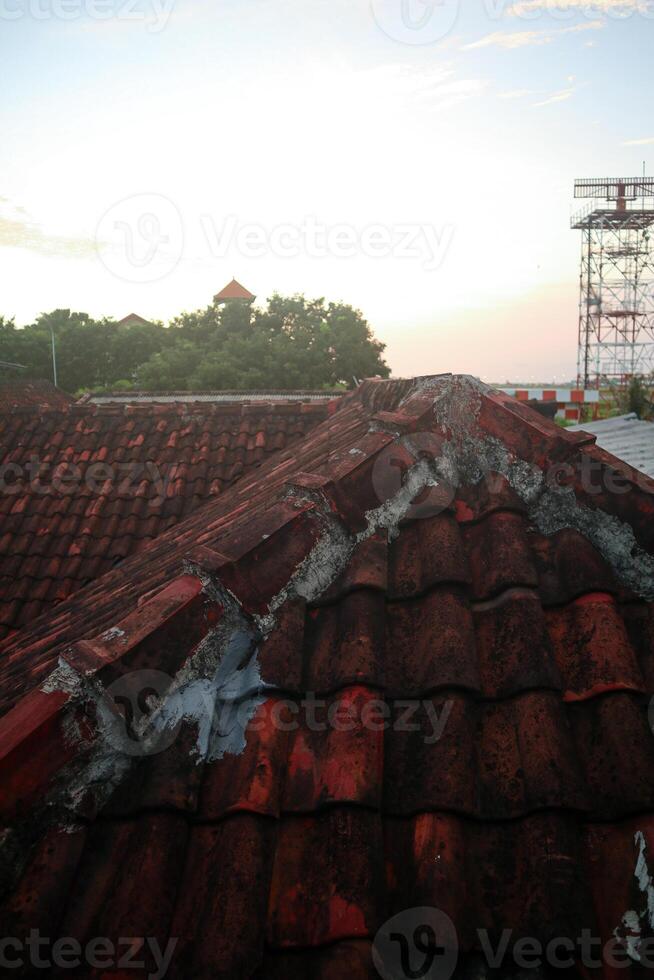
xmin=137 ymin=293 xmax=389 ymax=390
xmin=137 ymin=342 xmax=204 ymax=391
xmin=619 ymin=375 xmax=652 ymax=419
xmin=0 ymin=293 xmax=390 ymax=392
xmin=0 ymin=310 xmax=169 ymax=392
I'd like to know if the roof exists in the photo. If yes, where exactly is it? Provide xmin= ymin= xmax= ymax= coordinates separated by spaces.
xmin=1 ymin=375 xmax=654 ymax=978
xmin=500 ymin=386 xmax=600 ymax=404
xmin=570 ymin=412 xmax=654 ymax=479
xmin=0 ymin=398 xmax=332 ymax=640
xmin=83 ymin=389 xmax=344 ymax=405
xmin=114 ymin=313 xmax=154 ymax=328
xmin=0 ymin=379 xmax=73 ymax=411
xmin=214 ymin=278 xmax=256 ymax=303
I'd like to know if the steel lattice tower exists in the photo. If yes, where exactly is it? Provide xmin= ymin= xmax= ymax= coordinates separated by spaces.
xmin=572 ymin=177 xmax=654 ymax=388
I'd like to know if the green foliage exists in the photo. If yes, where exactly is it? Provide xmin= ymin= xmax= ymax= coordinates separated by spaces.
xmin=619 ymin=375 xmax=652 ymax=420
xmin=0 ymin=310 xmax=168 ymax=391
xmin=156 ymin=293 xmax=388 ymax=391
xmin=0 ymin=294 xmax=389 ymax=392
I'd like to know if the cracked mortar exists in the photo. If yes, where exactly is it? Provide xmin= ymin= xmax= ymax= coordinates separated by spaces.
xmin=405 ymin=374 xmax=654 ymax=601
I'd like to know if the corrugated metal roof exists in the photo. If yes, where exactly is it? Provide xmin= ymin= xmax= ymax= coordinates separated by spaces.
xmin=569 ymin=413 xmax=654 ymax=477
xmin=85 ymin=390 xmax=342 ymax=404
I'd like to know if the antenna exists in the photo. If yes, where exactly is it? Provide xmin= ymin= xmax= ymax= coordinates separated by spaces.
xmin=571 ymin=175 xmax=654 ymax=388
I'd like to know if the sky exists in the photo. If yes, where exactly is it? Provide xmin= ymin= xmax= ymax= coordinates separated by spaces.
xmin=1 ymin=0 xmax=653 ymax=383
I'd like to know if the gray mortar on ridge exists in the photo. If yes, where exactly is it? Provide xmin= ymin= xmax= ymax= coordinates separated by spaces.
xmin=26 ymin=449 xmax=443 ymax=840
xmin=32 ymin=574 xmax=267 ymax=834
xmin=411 ymin=374 xmax=654 ymax=601
xmin=258 ymin=454 xmax=442 ymax=634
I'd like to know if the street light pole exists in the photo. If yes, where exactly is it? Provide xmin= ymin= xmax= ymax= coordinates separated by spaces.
xmin=50 ymin=326 xmax=58 ymax=387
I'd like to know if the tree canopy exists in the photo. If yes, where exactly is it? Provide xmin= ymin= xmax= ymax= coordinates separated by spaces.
xmin=0 ymin=310 xmax=167 ymax=392
xmin=0 ymin=294 xmax=389 ymax=393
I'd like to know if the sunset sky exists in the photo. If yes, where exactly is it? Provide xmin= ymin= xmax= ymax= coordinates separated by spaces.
xmin=1 ymin=0 xmax=653 ymax=382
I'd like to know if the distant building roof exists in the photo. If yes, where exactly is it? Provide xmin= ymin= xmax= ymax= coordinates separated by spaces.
xmin=213 ymin=278 xmax=256 ymax=303
xmin=569 ymin=412 xmax=654 ymax=478
xmin=115 ymin=314 xmax=155 ymax=328
xmin=82 ymin=390 xmax=343 ymax=405
xmin=0 ymin=379 xmax=73 ymax=411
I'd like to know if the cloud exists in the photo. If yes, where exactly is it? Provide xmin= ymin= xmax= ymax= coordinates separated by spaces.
xmin=498 ymin=88 xmax=534 ymax=98
xmin=532 ymin=86 xmax=575 ymax=106
xmin=509 ymin=0 xmax=649 ymax=14
xmin=462 ymin=29 xmax=551 ymax=48
xmin=461 ymin=17 xmax=604 ymax=49
xmin=357 ymin=64 xmax=487 ymax=111
xmin=622 ymin=136 xmax=654 ymax=146
xmin=0 ymin=200 xmax=95 ymax=259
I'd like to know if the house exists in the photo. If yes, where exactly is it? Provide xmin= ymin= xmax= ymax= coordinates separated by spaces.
xmin=1 ymin=375 xmax=653 ymax=978
xmin=569 ymin=412 xmax=654 ymax=479
xmin=114 ymin=313 xmax=156 ymax=329
xmin=213 ymin=278 xmax=256 ymax=305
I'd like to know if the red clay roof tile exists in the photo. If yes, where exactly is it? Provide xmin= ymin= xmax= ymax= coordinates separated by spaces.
xmin=0 ymin=399 xmax=330 ymax=637
xmin=1 ymin=376 xmax=654 ymax=978
xmin=0 ymin=380 xmax=73 ymax=412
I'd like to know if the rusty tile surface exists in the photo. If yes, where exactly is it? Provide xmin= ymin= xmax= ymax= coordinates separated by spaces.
xmin=1 ymin=376 xmax=654 ymax=979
